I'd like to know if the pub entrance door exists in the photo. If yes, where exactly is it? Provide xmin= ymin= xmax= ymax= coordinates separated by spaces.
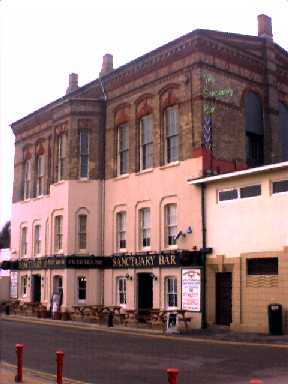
xmin=32 ymin=275 xmax=41 ymax=303
xmin=137 ymin=273 xmax=153 ymax=322
xmin=216 ymin=272 xmax=232 ymax=326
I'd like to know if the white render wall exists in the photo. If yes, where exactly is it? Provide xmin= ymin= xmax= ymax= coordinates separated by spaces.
xmin=205 ymin=168 xmax=288 ymax=256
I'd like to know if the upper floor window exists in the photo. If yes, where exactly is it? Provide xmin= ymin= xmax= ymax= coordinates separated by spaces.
xmin=165 ymin=106 xmax=179 ymax=163
xmin=116 ymin=211 xmax=127 ymax=251
xmin=23 ymin=159 xmax=31 ymax=199
xmin=165 ymin=204 xmax=177 ymax=247
xmin=139 ymin=208 xmax=151 ymax=248
xmin=78 ymin=276 xmax=87 ymax=301
xmin=57 ymin=135 xmax=65 ymax=181
xmin=165 ymin=277 xmax=177 ymax=308
xmin=279 ymin=103 xmax=288 ymax=161
xmin=21 ymin=227 xmax=28 ymax=257
xmin=78 ymin=214 xmax=87 ymax=250
xmin=272 ymin=179 xmax=288 ymax=194
xmin=140 ymin=115 xmax=153 ymax=170
xmin=117 ymin=124 xmax=129 ymax=175
xmin=117 ymin=277 xmax=127 ymax=306
xmin=80 ymin=129 xmax=89 ymax=178
xmin=34 ymin=224 xmax=41 ymax=256
xmin=218 ymin=184 xmax=262 ymax=202
xmin=245 ymin=92 xmax=264 ymax=167
xmin=36 ymin=155 xmax=45 ymax=196
xmin=54 ymin=215 xmax=63 ymax=252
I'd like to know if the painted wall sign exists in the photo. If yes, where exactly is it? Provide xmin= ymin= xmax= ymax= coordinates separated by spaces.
xmin=182 ymin=268 xmax=201 ymax=312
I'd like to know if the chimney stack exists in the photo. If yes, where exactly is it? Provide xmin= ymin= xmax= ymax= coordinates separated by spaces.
xmin=100 ymin=54 xmax=113 ymax=77
xmin=257 ymin=14 xmax=273 ymax=41
xmin=66 ymin=73 xmax=78 ymax=95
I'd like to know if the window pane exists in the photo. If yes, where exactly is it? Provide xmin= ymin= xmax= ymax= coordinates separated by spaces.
xmin=218 ymin=189 xmax=238 ymax=201
xmin=166 ymin=107 xmax=179 ymax=137
xmin=272 ymin=180 xmax=288 ymax=194
xmin=247 ymin=258 xmax=278 ymax=275
xmin=240 ymin=185 xmax=261 ymax=198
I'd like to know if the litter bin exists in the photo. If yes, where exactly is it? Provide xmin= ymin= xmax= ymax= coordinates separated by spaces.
xmin=268 ymin=303 xmax=282 ymax=335
xmin=107 ymin=311 xmax=114 ymax=327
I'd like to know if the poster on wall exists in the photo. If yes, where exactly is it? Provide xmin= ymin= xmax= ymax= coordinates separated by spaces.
xmin=182 ymin=268 xmax=201 ymax=312
xmin=10 ymin=272 xmax=18 ymax=299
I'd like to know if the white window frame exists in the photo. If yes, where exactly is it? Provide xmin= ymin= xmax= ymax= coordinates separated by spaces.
xmin=117 ymin=277 xmax=127 ymax=306
xmin=165 ymin=204 xmax=177 ymax=247
xmin=271 ymin=179 xmax=288 ymax=196
xmin=78 ymin=214 xmax=87 ymax=251
xmin=218 ymin=184 xmax=262 ymax=203
xmin=54 ymin=215 xmax=63 ymax=253
xmin=140 ymin=115 xmax=153 ymax=170
xmin=21 ymin=227 xmax=28 ymax=257
xmin=139 ymin=208 xmax=151 ymax=249
xmin=116 ymin=211 xmax=127 ymax=251
xmin=165 ymin=106 xmax=179 ymax=164
xmin=77 ymin=276 xmax=87 ymax=302
xmin=34 ymin=224 xmax=41 ymax=256
xmin=57 ymin=135 xmax=65 ymax=181
xmin=21 ymin=275 xmax=28 ymax=297
xmin=117 ymin=124 xmax=129 ymax=175
xmin=79 ymin=129 xmax=89 ymax=179
xmin=165 ymin=277 xmax=178 ymax=309
xmin=23 ymin=159 xmax=31 ymax=199
xmin=36 ymin=155 xmax=45 ymax=196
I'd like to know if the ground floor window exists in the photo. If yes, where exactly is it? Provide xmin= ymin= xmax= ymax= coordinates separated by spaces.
xmin=117 ymin=277 xmax=127 ymax=306
xmin=166 ymin=277 xmax=177 ymax=308
xmin=21 ymin=275 xmax=28 ymax=297
xmin=78 ymin=276 xmax=87 ymax=301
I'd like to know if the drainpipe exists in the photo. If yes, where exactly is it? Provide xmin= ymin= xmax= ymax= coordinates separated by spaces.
xmin=99 ymin=77 xmax=107 ymax=306
xmin=201 ymin=183 xmax=207 ymax=329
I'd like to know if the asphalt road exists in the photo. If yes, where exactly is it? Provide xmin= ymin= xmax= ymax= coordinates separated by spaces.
xmin=1 ymin=320 xmax=288 ymax=384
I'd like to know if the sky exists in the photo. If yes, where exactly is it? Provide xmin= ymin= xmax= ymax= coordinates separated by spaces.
xmin=0 ymin=0 xmax=287 ymax=228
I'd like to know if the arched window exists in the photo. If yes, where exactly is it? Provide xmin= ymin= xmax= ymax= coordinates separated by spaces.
xmin=245 ymin=92 xmax=264 ymax=167
xmin=164 ymin=106 xmax=179 ymax=163
xmin=280 ymin=103 xmax=288 ymax=161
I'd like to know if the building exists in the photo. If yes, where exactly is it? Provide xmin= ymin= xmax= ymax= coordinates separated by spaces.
xmin=189 ymin=161 xmax=288 ymax=333
xmin=5 ymin=15 xmax=288 ymax=329
xmin=0 ymin=249 xmax=11 ymax=301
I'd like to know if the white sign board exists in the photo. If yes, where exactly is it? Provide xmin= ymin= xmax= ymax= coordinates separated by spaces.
xmin=182 ymin=268 xmax=201 ymax=312
xmin=10 ymin=272 xmax=18 ymax=299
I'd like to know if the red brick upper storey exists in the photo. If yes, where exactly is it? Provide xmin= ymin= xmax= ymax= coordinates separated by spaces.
xmin=11 ymin=26 xmax=288 ymax=201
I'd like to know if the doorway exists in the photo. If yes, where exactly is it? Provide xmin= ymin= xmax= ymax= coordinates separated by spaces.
xmin=137 ymin=273 xmax=153 ymax=321
xmin=216 ymin=272 xmax=232 ymax=326
xmin=32 ymin=275 xmax=41 ymax=303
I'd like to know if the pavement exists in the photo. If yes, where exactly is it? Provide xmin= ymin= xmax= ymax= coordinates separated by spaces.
xmin=2 ymin=313 xmax=288 ymax=347
xmin=0 ymin=361 xmax=88 ymax=384
xmin=2 ymin=314 xmax=288 ymax=383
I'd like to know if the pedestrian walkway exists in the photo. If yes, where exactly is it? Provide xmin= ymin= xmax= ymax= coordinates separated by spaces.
xmin=0 ymin=362 xmax=87 ymax=384
xmin=2 ymin=313 xmax=288 ymax=347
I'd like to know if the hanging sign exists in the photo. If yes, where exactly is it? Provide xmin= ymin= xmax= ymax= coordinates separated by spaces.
xmin=182 ymin=268 xmax=201 ymax=312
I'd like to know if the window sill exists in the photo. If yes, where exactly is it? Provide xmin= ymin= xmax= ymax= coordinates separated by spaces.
xmin=114 ymin=174 xmax=130 ymax=181
xmin=135 ymin=168 xmax=153 ymax=176
xmin=165 ymin=245 xmax=178 ymax=251
xmin=78 ymin=178 xmax=90 ymax=183
xmin=116 ymin=249 xmax=127 ymax=254
xmin=53 ymin=180 xmax=65 ymax=187
xmin=159 ymin=161 xmax=180 ymax=170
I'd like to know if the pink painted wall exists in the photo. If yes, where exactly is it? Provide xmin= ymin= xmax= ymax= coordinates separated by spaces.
xmin=11 ymin=180 xmax=102 ymax=259
xmin=104 ymin=158 xmax=203 ymax=255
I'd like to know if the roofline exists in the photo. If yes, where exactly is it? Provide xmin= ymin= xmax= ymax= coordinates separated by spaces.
xmin=188 ymin=161 xmax=288 ymax=185
xmin=11 ymin=27 xmax=288 ymax=129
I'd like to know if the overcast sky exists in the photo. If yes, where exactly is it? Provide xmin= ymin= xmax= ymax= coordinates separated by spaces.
xmin=0 ymin=0 xmax=287 ymax=227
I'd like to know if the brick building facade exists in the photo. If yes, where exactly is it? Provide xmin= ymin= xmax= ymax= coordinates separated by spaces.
xmin=6 ymin=15 xmax=288 ymax=330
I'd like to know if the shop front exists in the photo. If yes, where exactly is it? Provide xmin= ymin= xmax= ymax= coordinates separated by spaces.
xmin=106 ymin=249 xmax=211 ymax=329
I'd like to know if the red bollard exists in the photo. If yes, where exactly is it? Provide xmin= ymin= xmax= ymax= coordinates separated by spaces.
xmin=250 ymin=380 xmax=263 ymax=384
xmin=166 ymin=368 xmax=179 ymax=384
xmin=56 ymin=351 xmax=64 ymax=384
xmin=15 ymin=344 xmax=24 ymax=383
